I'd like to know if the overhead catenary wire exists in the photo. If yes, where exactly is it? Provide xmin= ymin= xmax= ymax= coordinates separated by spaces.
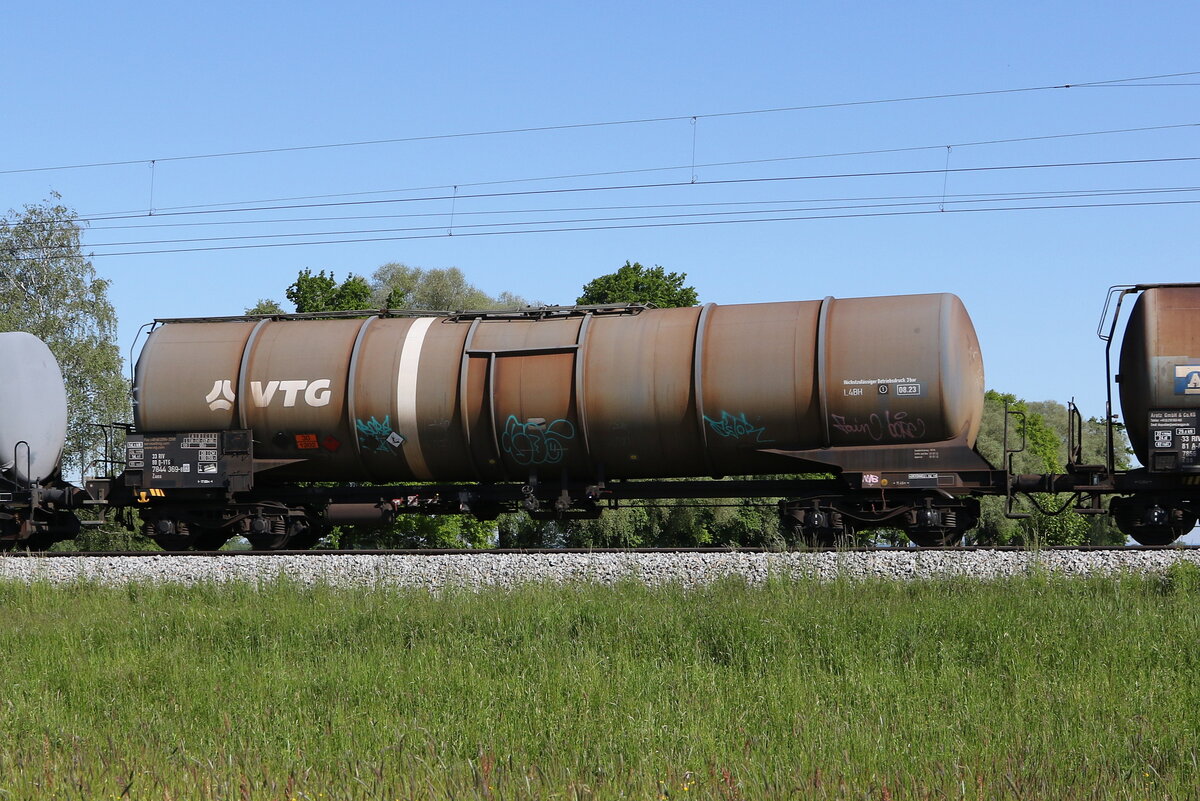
xmin=8 ymin=155 xmax=1200 ymax=258
xmin=9 ymin=196 xmax=1200 ymax=261
xmin=59 ymin=187 xmax=1200 ymax=250
xmin=40 ymin=154 xmax=1200 ymax=227
xmin=76 ymin=184 xmax=1200 ymax=232
xmin=4 ymin=71 xmax=1198 ymax=262
xmin=2 ymin=69 xmax=1196 ymax=177
xmin=75 ymin=198 xmax=1200 ymax=257
xmin=53 ymin=120 xmax=1200 ymax=222
xmin=11 ymin=152 xmax=1200 ymax=251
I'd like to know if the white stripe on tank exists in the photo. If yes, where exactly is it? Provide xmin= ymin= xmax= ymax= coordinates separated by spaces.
xmin=395 ymin=317 xmax=436 ymax=480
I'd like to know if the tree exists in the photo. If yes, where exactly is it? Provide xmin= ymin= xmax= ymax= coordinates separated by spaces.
xmin=371 ymin=263 xmax=526 ymax=310
xmin=0 ymin=195 xmax=128 ymax=477
xmin=574 ymin=502 xmax=783 ymax=548
xmin=973 ymin=390 xmax=1127 ymax=546
xmin=576 ymin=261 xmax=698 ymax=308
xmin=286 ymin=269 xmax=373 ymax=313
xmin=245 ymin=298 xmax=285 ymax=315
xmin=324 ymin=513 xmax=494 ymax=550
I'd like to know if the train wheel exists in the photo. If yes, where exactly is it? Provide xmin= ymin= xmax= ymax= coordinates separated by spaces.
xmin=246 ymin=517 xmax=291 ymax=551
xmin=906 ymin=528 xmax=965 ymax=548
xmin=790 ymin=524 xmax=835 ymax=548
xmin=1111 ymin=496 xmax=1195 ymax=546
xmin=284 ymin=515 xmax=324 ymax=550
xmin=146 ymin=519 xmax=195 ymax=551
xmin=785 ymin=507 xmax=855 ymax=548
xmin=905 ymin=502 xmax=974 ymax=548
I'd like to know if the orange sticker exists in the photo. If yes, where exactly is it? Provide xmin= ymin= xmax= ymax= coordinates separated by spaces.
xmin=295 ymin=433 xmax=320 ymax=450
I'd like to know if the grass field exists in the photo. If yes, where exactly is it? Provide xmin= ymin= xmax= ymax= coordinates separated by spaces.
xmin=0 ymin=570 xmax=1198 ymax=800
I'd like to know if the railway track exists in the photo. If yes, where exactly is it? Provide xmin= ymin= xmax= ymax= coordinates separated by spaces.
xmin=5 ymin=544 xmax=1199 ymax=557
xmin=5 ymin=546 xmax=1197 ymax=588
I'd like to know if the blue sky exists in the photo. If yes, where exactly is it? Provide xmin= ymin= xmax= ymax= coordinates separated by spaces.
xmin=3 ymin=1 xmax=1198 ymax=428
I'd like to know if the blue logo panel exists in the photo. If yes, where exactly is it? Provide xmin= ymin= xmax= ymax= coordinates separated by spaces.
xmin=1176 ymin=365 xmax=1200 ymax=395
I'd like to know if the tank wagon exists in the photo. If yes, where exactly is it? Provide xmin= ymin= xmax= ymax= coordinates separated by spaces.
xmin=1104 ymin=285 xmax=1200 ymax=544
xmin=10 ymin=282 xmax=1200 ymax=551
xmin=97 ymin=293 xmax=998 ymax=549
xmin=0 ymin=333 xmax=83 ymax=546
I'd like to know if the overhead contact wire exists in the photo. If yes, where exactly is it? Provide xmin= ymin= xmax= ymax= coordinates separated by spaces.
xmin=8 ymin=197 xmax=1196 ymax=260
xmin=3 ymin=70 xmax=1196 ymax=176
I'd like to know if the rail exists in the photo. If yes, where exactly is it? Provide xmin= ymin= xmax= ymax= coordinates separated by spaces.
xmin=2 ymin=543 xmax=1198 ymax=557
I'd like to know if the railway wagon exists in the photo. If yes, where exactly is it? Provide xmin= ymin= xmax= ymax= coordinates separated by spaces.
xmin=1109 ymin=285 xmax=1200 ymax=543
xmin=118 ymin=293 xmax=989 ymax=548
xmin=0 ymin=332 xmax=80 ymax=546
xmin=131 ymin=293 xmax=985 ymax=483
xmin=19 ymin=282 xmax=1200 ymax=551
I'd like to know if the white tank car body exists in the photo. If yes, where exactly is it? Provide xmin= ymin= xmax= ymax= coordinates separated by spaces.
xmin=0 ymin=332 xmax=67 ymax=484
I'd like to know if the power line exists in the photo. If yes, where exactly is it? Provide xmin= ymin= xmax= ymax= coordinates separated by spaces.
xmin=9 ymin=156 xmax=1198 ymax=246
xmin=64 ymin=155 xmax=1200 ymax=223
xmin=49 ymin=197 xmax=1196 ymax=258
xmin=11 ymin=187 xmax=1198 ymax=260
xmin=94 ymin=121 xmax=1200 ymax=219
xmin=3 ymin=70 xmax=1196 ymax=177
xmin=65 ymin=187 xmax=1200 ymax=250
xmin=79 ymin=184 xmax=1200 ymax=232
xmin=9 ymin=120 xmax=1196 ymax=229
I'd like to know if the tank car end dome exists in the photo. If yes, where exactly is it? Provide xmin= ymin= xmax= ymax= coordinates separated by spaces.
xmin=0 ymin=332 xmax=68 ymax=485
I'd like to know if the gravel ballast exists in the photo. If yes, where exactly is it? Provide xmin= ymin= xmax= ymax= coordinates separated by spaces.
xmin=2 ymin=550 xmax=1200 ymax=589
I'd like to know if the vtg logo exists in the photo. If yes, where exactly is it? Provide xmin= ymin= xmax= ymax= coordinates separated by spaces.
xmin=1176 ymin=365 xmax=1200 ymax=396
xmin=205 ymin=379 xmax=334 ymax=411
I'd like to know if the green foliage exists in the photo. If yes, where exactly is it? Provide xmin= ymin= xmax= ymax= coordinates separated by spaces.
xmin=284 ymin=269 xmax=373 ymax=312
xmin=49 ymin=517 xmax=158 ymax=551
xmin=974 ymin=390 xmax=1126 ymax=545
xmin=263 ymin=263 xmax=529 ymax=316
xmin=243 ymin=298 xmax=285 ymax=315
xmin=576 ymin=260 xmax=699 ymax=307
xmin=325 ymin=514 xmax=494 ymax=549
xmin=565 ymin=501 xmax=783 ymax=548
xmin=0 ymin=195 xmax=128 ymax=477
xmin=2 ymin=576 xmax=1199 ymax=798
xmin=371 ymin=262 xmax=526 ymax=310
xmin=497 ymin=484 xmax=785 ymax=549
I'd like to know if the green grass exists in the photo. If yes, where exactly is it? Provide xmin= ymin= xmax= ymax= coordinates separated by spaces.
xmin=1 ymin=569 xmax=1199 ymax=799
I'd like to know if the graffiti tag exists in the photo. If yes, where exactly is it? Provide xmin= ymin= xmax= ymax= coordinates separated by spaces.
xmin=501 ymin=416 xmax=576 ymax=465
xmin=356 ymin=415 xmax=406 ymax=453
xmin=829 ymin=411 xmax=927 ymax=442
xmin=703 ymin=411 xmax=773 ymax=443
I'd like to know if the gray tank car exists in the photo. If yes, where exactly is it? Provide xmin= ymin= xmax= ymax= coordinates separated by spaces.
xmin=0 ymin=332 xmax=82 ymax=546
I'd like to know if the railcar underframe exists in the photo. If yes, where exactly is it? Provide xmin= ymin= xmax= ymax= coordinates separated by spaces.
xmin=77 ymin=423 xmax=1124 ymax=550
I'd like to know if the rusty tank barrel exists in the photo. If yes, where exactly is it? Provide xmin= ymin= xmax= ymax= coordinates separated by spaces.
xmin=1118 ymin=286 xmax=1200 ymax=469
xmin=132 ymin=294 xmax=984 ymax=483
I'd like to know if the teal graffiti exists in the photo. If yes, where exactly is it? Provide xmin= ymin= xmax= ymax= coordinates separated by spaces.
xmin=501 ymin=415 xmax=575 ymax=465
xmin=703 ymin=411 xmax=773 ymax=443
xmin=356 ymin=415 xmax=405 ymax=453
